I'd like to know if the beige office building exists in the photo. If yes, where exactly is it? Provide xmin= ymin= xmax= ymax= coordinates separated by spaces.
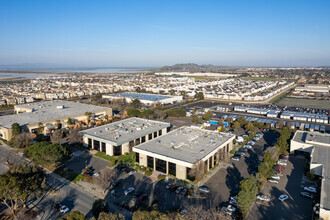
xmin=80 ymin=117 xmax=171 ymax=156
xmin=0 ymin=100 xmax=112 ymax=141
xmin=133 ymin=126 xmax=235 ymax=180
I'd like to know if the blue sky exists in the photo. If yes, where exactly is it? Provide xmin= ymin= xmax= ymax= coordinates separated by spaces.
xmin=0 ymin=0 xmax=330 ymax=67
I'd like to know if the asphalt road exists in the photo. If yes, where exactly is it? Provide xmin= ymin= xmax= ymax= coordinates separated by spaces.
xmin=246 ymin=157 xmax=313 ymax=220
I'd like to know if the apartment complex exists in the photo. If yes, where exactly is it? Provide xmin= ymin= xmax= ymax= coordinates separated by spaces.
xmin=133 ymin=126 xmax=235 ymax=180
xmin=80 ymin=117 xmax=171 ymax=156
xmin=0 ymin=100 xmax=112 ymax=141
xmin=290 ymin=131 xmax=330 ymax=220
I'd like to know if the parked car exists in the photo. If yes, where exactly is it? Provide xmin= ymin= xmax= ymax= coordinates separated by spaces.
xmin=277 ymin=161 xmax=287 ymax=166
xmin=176 ymin=187 xmax=183 ymax=194
xmin=301 ymin=192 xmax=314 ymax=199
xmin=231 ymin=156 xmax=240 ymax=161
xmin=230 ymin=196 xmax=238 ymax=206
xmin=198 ymin=186 xmax=210 ymax=193
xmin=268 ymin=178 xmax=278 ymax=184
xmin=180 ymin=209 xmax=188 ymax=217
xmin=128 ymin=170 xmax=136 ymax=176
xmin=304 ymin=186 xmax=317 ymax=193
xmin=137 ymin=194 xmax=148 ymax=201
xmin=278 ymin=158 xmax=288 ymax=163
xmin=257 ymin=194 xmax=270 ymax=202
xmin=59 ymin=205 xmax=69 ymax=213
xmin=278 ymin=194 xmax=289 ymax=201
xmin=221 ymin=205 xmax=236 ymax=215
xmin=280 ymin=155 xmax=289 ymax=159
xmin=166 ymin=183 xmax=172 ymax=190
xmin=181 ymin=187 xmax=188 ymax=196
xmin=273 ymin=165 xmax=285 ymax=172
xmin=124 ymin=187 xmax=135 ymax=195
xmin=236 ymin=152 xmax=245 ymax=157
xmin=169 ymin=184 xmax=179 ymax=191
xmin=271 ymin=175 xmax=280 ymax=180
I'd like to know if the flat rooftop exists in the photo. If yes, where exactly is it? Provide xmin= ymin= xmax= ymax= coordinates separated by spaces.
xmin=80 ymin=117 xmax=171 ymax=146
xmin=293 ymin=130 xmax=330 ymax=146
xmin=0 ymin=100 xmax=110 ymax=128
xmin=134 ymin=126 xmax=235 ymax=165
xmin=103 ymin=92 xmax=178 ymax=101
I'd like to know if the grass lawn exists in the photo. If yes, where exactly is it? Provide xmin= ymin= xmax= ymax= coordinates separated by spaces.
xmin=94 ymin=152 xmax=116 ymax=163
xmin=54 ymin=166 xmax=80 ymax=182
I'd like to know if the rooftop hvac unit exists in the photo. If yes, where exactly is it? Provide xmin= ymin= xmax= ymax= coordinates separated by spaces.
xmin=57 ymin=105 xmax=64 ymax=109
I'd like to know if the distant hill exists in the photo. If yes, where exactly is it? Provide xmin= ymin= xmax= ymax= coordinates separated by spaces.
xmin=154 ymin=63 xmax=238 ymax=72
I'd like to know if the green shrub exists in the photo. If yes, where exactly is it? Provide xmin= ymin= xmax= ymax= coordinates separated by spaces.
xmin=166 ymin=109 xmax=186 ymax=117
xmin=145 ymin=170 xmax=152 ymax=176
xmin=157 ymin=174 xmax=166 ymax=180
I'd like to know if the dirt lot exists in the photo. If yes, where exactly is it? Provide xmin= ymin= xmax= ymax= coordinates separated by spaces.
xmin=278 ymin=98 xmax=330 ymax=109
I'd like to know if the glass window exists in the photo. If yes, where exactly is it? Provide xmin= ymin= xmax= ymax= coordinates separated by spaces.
xmin=93 ymin=140 xmax=100 ymax=151
xmin=159 ymin=130 xmax=162 ymax=136
xmin=101 ymin=142 xmax=106 ymax=153
xmin=147 ymin=156 xmax=154 ymax=169
xmin=114 ymin=145 xmax=122 ymax=156
xmin=149 ymin=133 xmax=152 ymax=140
xmin=136 ymin=153 xmax=140 ymax=163
xmin=156 ymin=158 xmax=167 ymax=173
xmin=169 ymin=162 xmax=176 ymax=176
xmin=141 ymin=136 xmax=146 ymax=143
xmin=88 ymin=138 xmax=92 ymax=148
xmin=154 ymin=131 xmax=158 ymax=138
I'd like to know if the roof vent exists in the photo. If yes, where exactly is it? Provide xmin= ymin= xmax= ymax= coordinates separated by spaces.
xmin=170 ymin=141 xmax=175 ymax=146
xmin=200 ymin=149 xmax=205 ymax=154
xmin=156 ymin=140 xmax=161 ymax=144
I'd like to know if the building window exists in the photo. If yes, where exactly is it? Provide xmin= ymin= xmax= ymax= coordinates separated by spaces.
xmin=169 ymin=162 xmax=176 ymax=176
xmin=135 ymin=138 xmax=140 ymax=146
xmin=141 ymin=136 xmax=146 ymax=143
xmin=101 ymin=142 xmax=106 ymax=153
xmin=154 ymin=131 xmax=158 ymax=138
xmin=93 ymin=140 xmax=100 ymax=151
xmin=186 ymin=167 xmax=194 ymax=181
xmin=147 ymin=156 xmax=154 ymax=169
xmin=159 ymin=130 xmax=162 ymax=136
xmin=213 ymin=154 xmax=217 ymax=166
xmin=149 ymin=133 xmax=152 ymax=140
xmin=204 ymin=160 xmax=208 ymax=172
xmin=114 ymin=145 xmax=122 ymax=156
xmin=156 ymin=158 xmax=167 ymax=173
xmin=226 ymin=143 xmax=229 ymax=153
xmin=136 ymin=153 xmax=140 ymax=163
xmin=167 ymin=127 xmax=170 ymax=133
xmin=88 ymin=138 xmax=92 ymax=148
xmin=209 ymin=156 xmax=212 ymax=169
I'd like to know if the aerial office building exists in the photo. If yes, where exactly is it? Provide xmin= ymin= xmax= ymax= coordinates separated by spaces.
xmin=102 ymin=92 xmax=183 ymax=105
xmin=0 ymin=100 xmax=112 ymax=141
xmin=133 ymin=126 xmax=235 ymax=180
xmin=80 ymin=117 xmax=171 ymax=156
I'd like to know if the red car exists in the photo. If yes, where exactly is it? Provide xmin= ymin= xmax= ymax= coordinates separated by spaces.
xmin=273 ymin=165 xmax=285 ymax=172
xmin=138 ymin=194 xmax=148 ymax=201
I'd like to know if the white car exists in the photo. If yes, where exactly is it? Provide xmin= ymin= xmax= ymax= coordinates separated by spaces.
xmin=231 ymin=156 xmax=240 ymax=161
xmin=304 ymin=186 xmax=317 ymax=193
xmin=257 ymin=194 xmax=270 ymax=202
xmin=278 ymin=194 xmax=289 ymax=201
xmin=60 ymin=205 xmax=69 ymax=213
xmin=277 ymin=161 xmax=287 ymax=166
xmin=124 ymin=187 xmax=135 ymax=195
xmin=128 ymin=170 xmax=136 ymax=176
xmin=271 ymin=175 xmax=280 ymax=180
xmin=268 ymin=178 xmax=278 ymax=184
xmin=180 ymin=209 xmax=187 ymax=217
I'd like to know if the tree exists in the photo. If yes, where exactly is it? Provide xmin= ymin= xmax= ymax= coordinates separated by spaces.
xmin=245 ymin=122 xmax=255 ymax=132
xmin=188 ymin=161 xmax=205 ymax=181
xmin=169 ymin=89 xmax=175 ymax=95
xmin=237 ymin=175 xmax=258 ymax=215
xmin=166 ymin=109 xmax=186 ymax=117
xmin=24 ymin=141 xmax=70 ymax=166
xmin=202 ymin=111 xmax=213 ymax=121
xmin=11 ymin=123 xmax=21 ymax=137
xmin=11 ymin=132 xmax=33 ymax=148
xmin=127 ymin=108 xmax=141 ymax=117
xmin=97 ymin=212 xmax=124 ymax=220
xmin=0 ymin=163 xmax=46 ymax=218
xmin=237 ymin=116 xmax=247 ymax=127
xmin=38 ymin=122 xmax=44 ymax=134
xmin=68 ymin=128 xmax=83 ymax=145
xmin=55 ymin=120 xmax=62 ymax=129
xmin=60 ymin=210 xmax=87 ymax=220
xmin=218 ymin=120 xmax=224 ymax=127
xmin=135 ymin=87 xmax=142 ymax=93
xmin=131 ymin=99 xmax=142 ymax=108
xmin=179 ymin=90 xmax=186 ymax=98
xmin=96 ymin=168 xmax=119 ymax=190
xmin=226 ymin=117 xmax=233 ymax=123
xmin=191 ymin=115 xmax=201 ymax=124
xmin=67 ymin=118 xmax=73 ymax=125
xmin=140 ymin=109 xmax=155 ymax=119
xmin=194 ymin=92 xmax=204 ymax=100
xmin=232 ymin=121 xmax=240 ymax=130
xmin=258 ymin=151 xmax=275 ymax=179
xmin=50 ymin=130 xmax=64 ymax=144
xmin=85 ymin=112 xmax=92 ymax=121
xmin=92 ymin=199 xmax=108 ymax=218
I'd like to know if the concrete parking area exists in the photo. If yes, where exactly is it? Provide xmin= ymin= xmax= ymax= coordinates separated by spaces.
xmin=163 ymin=117 xmax=194 ymax=130
xmin=246 ymin=157 xmax=313 ymax=220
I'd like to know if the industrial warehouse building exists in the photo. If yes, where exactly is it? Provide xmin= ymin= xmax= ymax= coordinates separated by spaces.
xmin=133 ymin=126 xmax=235 ymax=180
xmin=290 ymin=131 xmax=330 ymax=220
xmin=102 ymin=92 xmax=183 ymax=105
xmin=80 ymin=117 xmax=171 ymax=156
xmin=0 ymin=100 xmax=112 ymax=141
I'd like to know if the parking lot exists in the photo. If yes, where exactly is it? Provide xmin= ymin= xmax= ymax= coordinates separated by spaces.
xmin=246 ymin=157 xmax=314 ymax=220
xmin=202 ymin=129 xmax=279 ymax=209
